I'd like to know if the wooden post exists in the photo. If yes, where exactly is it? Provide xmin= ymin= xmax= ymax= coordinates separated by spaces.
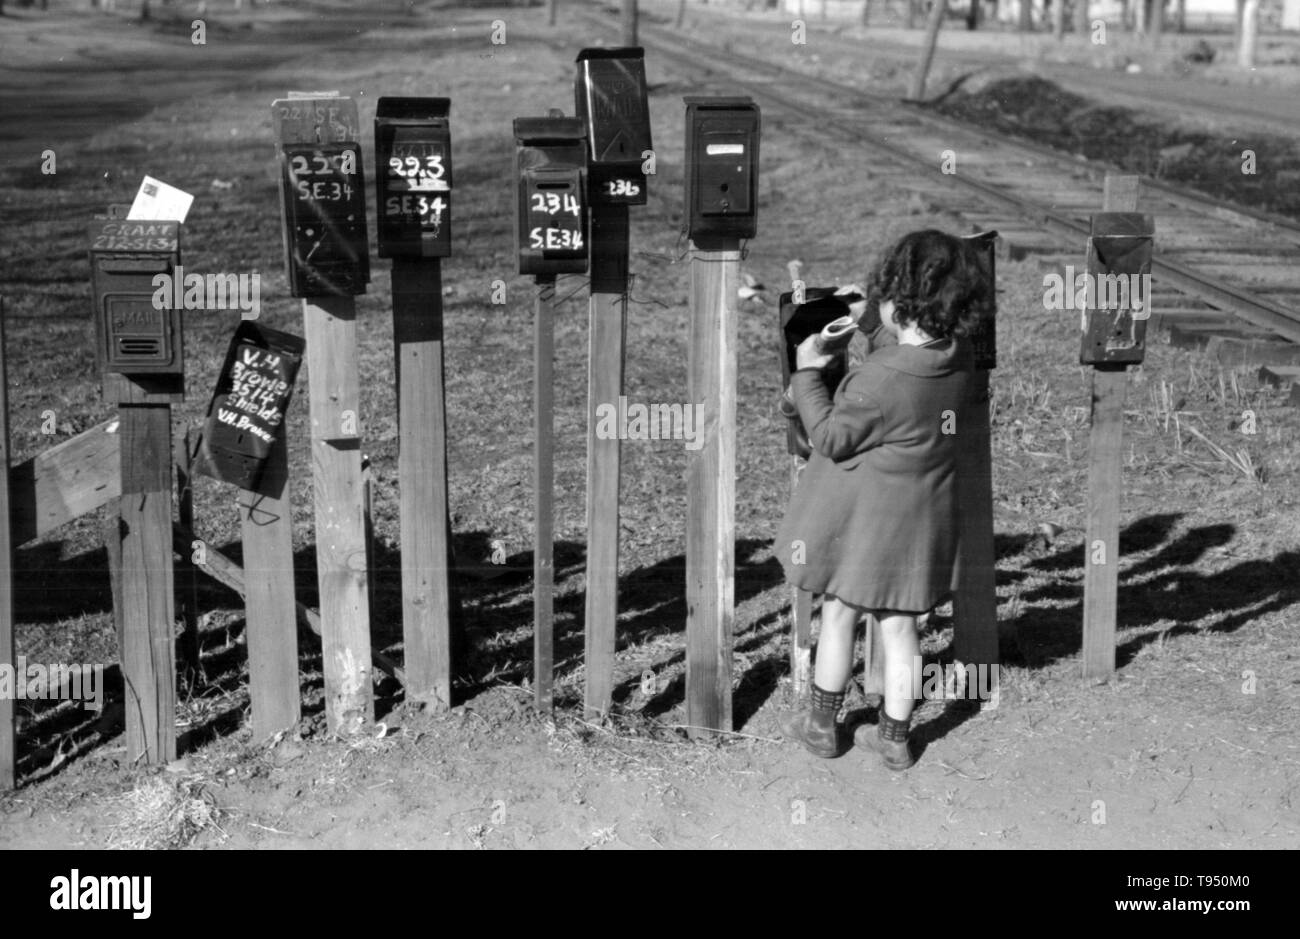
xmin=274 ymin=94 xmax=374 ymax=735
xmin=953 ymin=369 xmax=999 ymax=672
xmin=1082 ymin=175 xmax=1140 ymax=679
xmin=622 ymin=0 xmax=637 ymax=45
xmin=685 ymin=242 xmax=739 ymax=735
xmin=301 ymin=296 xmax=373 ymax=733
xmin=392 ymin=257 xmax=454 ymax=710
xmin=239 ymin=432 xmax=299 ymax=741
xmin=584 ymin=205 xmax=628 ymax=719
xmin=534 ymin=276 xmax=557 ymax=712
xmin=175 ymin=427 xmax=200 ymax=683
xmin=0 ymin=300 xmax=15 ymax=790
xmin=118 ymin=397 xmax=177 ymax=765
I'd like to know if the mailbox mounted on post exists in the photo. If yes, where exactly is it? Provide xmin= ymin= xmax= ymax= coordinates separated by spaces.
xmin=89 ymin=217 xmax=184 ymax=384
xmin=575 ymin=48 xmax=652 ymax=207
xmin=777 ymin=287 xmax=855 ymax=458
xmin=277 ymin=140 xmax=370 ymax=296
xmin=196 ymin=321 xmax=304 ymax=497
xmin=514 ymin=116 xmax=589 ymax=277
xmin=1080 ymin=213 xmax=1155 ymax=366
xmin=684 ymin=96 xmax=760 ymax=244
xmin=375 ymin=97 xmax=452 ymax=259
xmin=961 ymin=230 xmax=999 ymax=371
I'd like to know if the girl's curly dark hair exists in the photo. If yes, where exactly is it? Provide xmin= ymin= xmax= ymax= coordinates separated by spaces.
xmin=864 ymin=230 xmax=995 ymax=341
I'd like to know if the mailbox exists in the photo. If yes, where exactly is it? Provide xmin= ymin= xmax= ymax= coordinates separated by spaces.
xmin=961 ymin=230 xmax=998 ymax=371
xmin=89 ymin=218 xmax=184 ymax=378
xmin=684 ymin=96 xmax=760 ymax=243
xmin=777 ymin=287 xmax=855 ymax=458
xmin=1079 ymin=212 xmax=1155 ymax=366
xmin=196 ymin=320 xmax=305 ymax=496
xmin=514 ymin=116 xmax=589 ymax=277
xmin=375 ymin=96 xmax=453 ymax=259
xmin=277 ymin=140 xmax=370 ymax=296
xmin=575 ymin=47 xmax=652 ymax=207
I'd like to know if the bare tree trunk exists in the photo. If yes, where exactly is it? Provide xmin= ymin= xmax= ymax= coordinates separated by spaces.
xmin=1149 ymin=0 xmax=1162 ymax=43
xmin=861 ymin=0 xmax=871 ymax=25
xmin=1074 ymin=0 xmax=1089 ymax=35
xmin=1018 ymin=0 xmax=1033 ymax=31
xmin=907 ymin=0 xmax=919 ymax=29
xmin=1239 ymin=0 xmax=1259 ymax=67
xmin=1053 ymin=0 xmax=1065 ymax=37
xmin=676 ymin=0 xmax=686 ymax=28
xmin=623 ymin=0 xmax=637 ymax=46
xmin=910 ymin=0 xmax=947 ymax=99
xmin=1134 ymin=0 xmax=1146 ymax=34
xmin=548 ymin=0 xmax=557 ymax=26
xmin=1174 ymin=0 xmax=1184 ymax=32
xmin=967 ymin=0 xmax=981 ymax=29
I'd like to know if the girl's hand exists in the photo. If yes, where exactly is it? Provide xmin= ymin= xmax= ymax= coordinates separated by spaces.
xmin=796 ymin=333 xmax=834 ymax=371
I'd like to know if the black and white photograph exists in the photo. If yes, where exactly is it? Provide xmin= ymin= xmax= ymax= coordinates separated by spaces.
xmin=0 ymin=0 xmax=1295 ymax=886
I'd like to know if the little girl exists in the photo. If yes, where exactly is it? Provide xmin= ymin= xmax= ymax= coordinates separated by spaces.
xmin=776 ymin=229 xmax=994 ymax=770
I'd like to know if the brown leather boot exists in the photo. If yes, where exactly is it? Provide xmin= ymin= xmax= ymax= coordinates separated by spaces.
xmin=780 ymin=709 xmax=840 ymax=759
xmin=854 ymin=710 xmax=915 ymax=770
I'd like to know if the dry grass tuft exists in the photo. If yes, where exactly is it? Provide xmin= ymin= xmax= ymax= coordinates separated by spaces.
xmin=107 ymin=775 xmax=226 ymax=850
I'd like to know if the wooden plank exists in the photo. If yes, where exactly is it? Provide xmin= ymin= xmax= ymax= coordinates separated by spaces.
xmin=8 ymin=418 xmax=120 ymax=547
xmin=302 ymin=294 xmax=373 ymax=734
xmin=534 ymin=276 xmax=556 ymax=713
xmin=118 ymin=403 xmax=176 ymax=765
xmin=583 ymin=205 xmax=629 ymax=720
xmin=104 ymin=514 xmax=123 ymax=650
xmin=789 ymin=457 xmax=811 ymax=701
xmin=685 ymin=244 xmax=739 ymax=735
xmin=391 ymin=257 xmax=454 ymax=710
xmin=952 ymin=370 xmax=999 ymax=672
xmin=240 ymin=433 xmax=300 ymax=741
xmin=175 ymin=522 xmax=405 ymax=687
xmin=0 ymin=301 xmax=15 ymax=789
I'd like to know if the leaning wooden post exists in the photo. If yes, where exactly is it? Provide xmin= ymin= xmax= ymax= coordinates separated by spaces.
xmin=534 ymin=276 xmax=557 ymax=711
xmin=953 ymin=230 xmax=1001 ymax=691
xmin=777 ymin=267 xmax=812 ymax=701
xmin=0 ymin=299 xmax=15 ymax=789
xmin=375 ymin=97 xmax=456 ymax=710
xmin=89 ymin=210 xmax=184 ymax=766
xmin=1081 ymin=176 xmax=1154 ymax=678
xmin=574 ymin=48 xmax=653 ymax=719
xmin=683 ymin=96 xmax=760 ymax=735
xmin=174 ymin=428 xmax=201 ymax=683
xmin=194 ymin=320 xmax=306 ymax=741
xmin=272 ymin=92 xmax=374 ymax=734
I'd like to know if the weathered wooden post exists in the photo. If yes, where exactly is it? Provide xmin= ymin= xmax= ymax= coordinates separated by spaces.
xmin=375 ymin=97 xmax=457 ymax=711
xmin=1081 ymin=176 xmax=1154 ymax=678
xmin=0 ymin=298 xmax=14 ymax=789
xmin=574 ymin=48 xmax=653 ymax=718
xmin=512 ymin=115 xmax=590 ymax=712
xmin=952 ymin=230 xmax=1001 ymax=690
xmin=683 ymin=96 xmax=760 ymax=734
xmin=271 ymin=92 xmax=374 ymax=734
xmin=89 ymin=210 xmax=184 ymax=765
xmin=193 ymin=321 xmax=305 ymax=741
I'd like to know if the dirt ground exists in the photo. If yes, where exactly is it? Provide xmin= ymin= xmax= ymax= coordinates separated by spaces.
xmin=1 ymin=1 xmax=1298 ymax=850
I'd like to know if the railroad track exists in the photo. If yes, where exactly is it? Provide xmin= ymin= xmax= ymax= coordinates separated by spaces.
xmin=577 ymin=5 xmax=1300 ymax=375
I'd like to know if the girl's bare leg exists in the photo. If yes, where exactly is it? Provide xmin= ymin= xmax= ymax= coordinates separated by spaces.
xmin=877 ymin=613 xmax=919 ymax=721
xmin=814 ymin=595 xmax=860 ymax=692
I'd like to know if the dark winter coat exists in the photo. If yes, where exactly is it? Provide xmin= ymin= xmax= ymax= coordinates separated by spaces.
xmin=775 ymin=328 xmax=973 ymax=613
